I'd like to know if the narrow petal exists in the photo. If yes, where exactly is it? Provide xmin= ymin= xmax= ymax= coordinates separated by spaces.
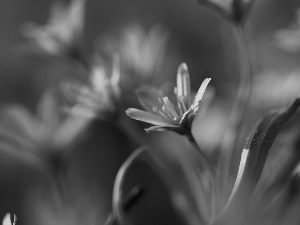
xmin=145 ymin=124 xmax=182 ymax=133
xmin=2 ymin=213 xmax=12 ymax=225
xmin=136 ymin=86 xmax=163 ymax=112
xmin=126 ymin=108 xmax=172 ymax=126
xmin=191 ymin=78 xmax=211 ymax=110
xmin=162 ymin=97 xmax=179 ymax=120
xmin=177 ymin=63 xmax=191 ymax=107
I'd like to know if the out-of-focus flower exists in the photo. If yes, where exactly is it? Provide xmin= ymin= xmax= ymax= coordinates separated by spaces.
xmin=21 ymin=0 xmax=85 ymax=58
xmin=2 ymin=214 xmax=16 ymax=225
xmin=196 ymin=0 xmax=255 ymax=23
xmin=61 ymin=55 xmax=121 ymax=119
xmin=126 ymin=63 xmax=211 ymax=134
xmin=99 ymin=24 xmax=169 ymax=81
xmin=0 ymin=90 xmax=89 ymax=170
xmin=251 ymin=69 xmax=300 ymax=108
xmin=274 ymin=9 xmax=300 ymax=52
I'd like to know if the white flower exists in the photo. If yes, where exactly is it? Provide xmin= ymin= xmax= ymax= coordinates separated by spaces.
xmin=61 ymin=55 xmax=121 ymax=119
xmin=0 ymin=90 xmax=89 ymax=169
xmin=22 ymin=0 xmax=85 ymax=56
xmin=126 ymin=63 xmax=211 ymax=134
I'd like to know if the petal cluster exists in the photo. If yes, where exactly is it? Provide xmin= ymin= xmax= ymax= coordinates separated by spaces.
xmin=22 ymin=0 xmax=85 ymax=56
xmin=126 ymin=63 xmax=211 ymax=133
xmin=61 ymin=56 xmax=121 ymax=119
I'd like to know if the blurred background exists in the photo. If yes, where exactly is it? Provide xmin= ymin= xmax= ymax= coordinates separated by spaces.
xmin=1 ymin=0 xmax=300 ymax=224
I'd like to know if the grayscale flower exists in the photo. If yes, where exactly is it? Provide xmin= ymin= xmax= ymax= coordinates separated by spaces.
xmin=126 ymin=63 xmax=211 ymax=134
xmin=21 ymin=0 xmax=85 ymax=57
xmin=0 ymin=90 xmax=89 ymax=170
xmin=61 ymin=55 xmax=121 ymax=119
xmin=99 ymin=24 xmax=169 ymax=80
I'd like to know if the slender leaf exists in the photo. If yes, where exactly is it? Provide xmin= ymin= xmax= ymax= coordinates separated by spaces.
xmin=215 ymin=98 xmax=300 ymax=224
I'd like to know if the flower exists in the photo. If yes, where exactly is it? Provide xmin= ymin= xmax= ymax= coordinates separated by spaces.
xmin=61 ymin=55 xmax=121 ymax=119
xmin=274 ymin=8 xmax=300 ymax=52
xmin=196 ymin=0 xmax=255 ymax=23
xmin=99 ymin=24 xmax=169 ymax=83
xmin=21 ymin=0 xmax=85 ymax=57
xmin=0 ymin=90 xmax=89 ymax=170
xmin=119 ymin=24 xmax=169 ymax=78
xmin=126 ymin=63 xmax=211 ymax=134
xmin=2 ymin=214 xmax=16 ymax=225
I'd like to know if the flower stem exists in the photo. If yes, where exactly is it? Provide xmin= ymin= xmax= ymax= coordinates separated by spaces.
xmin=187 ymin=132 xmax=219 ymax=220
xmin=217 ymin=24 xmax=253 ymax=197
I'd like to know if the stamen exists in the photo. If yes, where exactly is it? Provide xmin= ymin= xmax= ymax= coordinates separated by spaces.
xmin=177 ymin=102 xmax=184 ymax=117
xmin=163 ymin=97 xmax=179 ymax=120
xmin=153 ymin=107 xmax=168 ymax=120
xmin=180 ymin=96 xmax=187 ymax=112
xmin=158 ymin=97 xmax=164 ymax=105
xmin=162 ymin=105 xmax=176 ymax=122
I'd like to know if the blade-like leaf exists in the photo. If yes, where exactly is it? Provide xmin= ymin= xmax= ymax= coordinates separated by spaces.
xmin=215 ymin=98 xmax=300 ymax=224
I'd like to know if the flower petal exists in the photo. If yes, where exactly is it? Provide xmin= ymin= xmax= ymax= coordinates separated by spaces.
xmin=145 ymin=124 xmax=183 ymax=133
xmin=136 ymin=86 xmax=163 ymax=112
xmin=177 ymin=63 xmax=191 ymax=108
xmin=125 ymin=108 xmax=172 ymax=126
xmin=2 ymin=213 xmax=14 ymax=225
xmin=191 ymin=78 xmax=211 ymax=111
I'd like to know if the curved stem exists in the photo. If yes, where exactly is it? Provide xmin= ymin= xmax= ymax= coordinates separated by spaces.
xmin=217 ymin=24 xmax=253 ymax=197
xmin=187 ymin=133 xmax=216 ymax=177
xmin=112 ymin=147 xmax=148 ymax=225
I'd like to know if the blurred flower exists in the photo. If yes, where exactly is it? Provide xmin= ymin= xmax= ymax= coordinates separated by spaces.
xmin=274 ymin=8 xmax=300 ymax=52
xmin=2 ymin=214 xmax=16 ymax=225
xmin=21 ymin=0 xmax=85 ymax=58
xmin=196 ymin=0 xmax=255 ymax=23
xmin=0 ymin=90 xmax=89 ymax=171
xmin=99 ymin=24 xmax=169 ymax=81
xmin=61 ymin=55 xmax=121 ymax=119
xmin=126 ymin=63 xmax=211 ymax=134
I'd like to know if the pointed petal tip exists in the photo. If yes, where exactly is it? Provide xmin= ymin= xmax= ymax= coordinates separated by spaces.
xmin=178 ymin=62 xmax=188 ymax=73
xmin=125 ymin=108 xmax=134 ymax=116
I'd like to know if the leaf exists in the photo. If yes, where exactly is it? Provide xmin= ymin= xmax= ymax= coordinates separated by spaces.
xmin=215 ymin=98 xmax=300 ymax=224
